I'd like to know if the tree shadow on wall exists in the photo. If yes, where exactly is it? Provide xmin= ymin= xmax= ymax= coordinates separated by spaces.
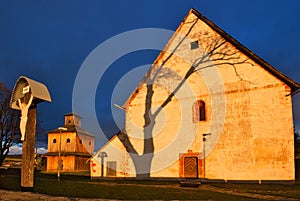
xmin=117 ymin=18 xmax=252 ymax=178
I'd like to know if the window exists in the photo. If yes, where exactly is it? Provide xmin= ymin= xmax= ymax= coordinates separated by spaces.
xmin=106 ymin=161 xmax=117 ymax=176
xmin=89 ymin=141 xmax=91 ymax=146
xmin=199 ymin=100 xmax=206 ymax=121
xmin=66 ymin=138 xmax=70 ymax=143
xmin=192 ymin=100 xmax=206 ymax=122
xmin=53 ymin=139 xmax=56 ymax=143
xmin=79 ymin=139 xmax=82 ymax=144
xmin=191 ymin=41 xmax=199 ymax=50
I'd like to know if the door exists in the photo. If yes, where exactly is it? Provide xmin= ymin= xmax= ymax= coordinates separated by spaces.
xmin=183 ymin=157 xmax=198 ymax=178
xmin=106 ymin=161 xmax=116 ymax=176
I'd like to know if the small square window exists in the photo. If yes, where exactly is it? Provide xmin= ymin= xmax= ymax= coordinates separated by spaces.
xmin=191 ymin=41 xmax=199 ymax=50
xmin=53 ymin=139 xmax=56 ymax=143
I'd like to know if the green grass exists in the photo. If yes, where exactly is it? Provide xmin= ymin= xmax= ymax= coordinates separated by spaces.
xmin=1 ymin=169 xmax=300 ymax=200
xmin=0 ymin=177 xmax=248 ymax=200
xmin=32 ymin=180 xmax=249 ymax=200
xmin=0 ymin=172 xmax=249 ymax=200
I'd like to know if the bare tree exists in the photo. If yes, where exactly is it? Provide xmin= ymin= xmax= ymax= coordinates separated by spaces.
xmin=118 ymin=19 xmax=252 ymax=178
xmin=35 ymin=119 xmax=47 ymax=152
xmin=0 ymin=82 xmax=20 ymax=166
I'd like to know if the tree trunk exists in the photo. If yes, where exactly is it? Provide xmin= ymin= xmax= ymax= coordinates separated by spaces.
xmin=131 ymin=154 xmax=154 ymax=178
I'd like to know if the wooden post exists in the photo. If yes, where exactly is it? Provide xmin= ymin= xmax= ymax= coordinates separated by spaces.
xmin=10 ymin=76 xmax=52 ymax=191
xmin=57 ymin=131 xmax=61 ymax=181
xmin=21 ymin=105 xmax=36 ymax=192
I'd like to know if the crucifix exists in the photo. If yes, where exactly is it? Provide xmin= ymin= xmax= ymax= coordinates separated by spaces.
xmin=10 ymin=76 xmax=51 ymax=192
xmin=17 ymin=86 xmax=34 ymax=141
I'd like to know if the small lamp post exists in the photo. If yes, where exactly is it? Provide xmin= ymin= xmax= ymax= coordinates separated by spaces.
xmin=202 ymin=133 xmax=211 ymax=179
xmin=57 ymin=127 xmax=67 ymax=181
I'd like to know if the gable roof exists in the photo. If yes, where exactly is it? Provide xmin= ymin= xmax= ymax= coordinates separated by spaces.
xmin=123 ymin=8 xmax=300 ymax=108
xmin=188 ymin=8 xmax=300 ymax=93
xmin=89 ymin=130 xmax=121 ymax=161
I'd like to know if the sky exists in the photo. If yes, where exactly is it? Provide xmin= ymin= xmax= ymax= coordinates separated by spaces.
xmin=1 ymin=0 xmax=300 ymax=150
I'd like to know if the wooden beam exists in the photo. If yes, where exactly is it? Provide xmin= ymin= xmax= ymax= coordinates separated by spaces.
xmin=21 ymin=105 xmax=36 ymax=191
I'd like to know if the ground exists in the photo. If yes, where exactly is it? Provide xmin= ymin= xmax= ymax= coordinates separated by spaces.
xmin=0 ymin=168 xmax=300 ymax=200
xmin=0 ymin=160 xmax=300 ymax=201
xmin=0 ymin=183 xmax=300 ymax=201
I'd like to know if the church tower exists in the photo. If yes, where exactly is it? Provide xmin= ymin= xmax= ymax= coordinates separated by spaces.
xmin=64 ymin=112 xmax=81 ymax=127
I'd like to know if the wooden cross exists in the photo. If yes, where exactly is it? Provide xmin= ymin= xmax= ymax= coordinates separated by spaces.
xmin=10 ymin=76 xmax=52 ymax=192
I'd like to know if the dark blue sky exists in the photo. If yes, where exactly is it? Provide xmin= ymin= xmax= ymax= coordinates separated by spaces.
xmin=1 ymin=1 xmax=300 ymax=150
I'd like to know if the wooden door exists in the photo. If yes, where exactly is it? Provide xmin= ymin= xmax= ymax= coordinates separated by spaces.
xmin=184 ymin=157 xmax=198 ymax=178
xmin=106 ymin=161 xmax=116 ymax=176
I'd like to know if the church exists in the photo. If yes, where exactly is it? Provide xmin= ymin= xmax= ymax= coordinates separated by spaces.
xmin=90 ymin=8 xmax=300 ymax=181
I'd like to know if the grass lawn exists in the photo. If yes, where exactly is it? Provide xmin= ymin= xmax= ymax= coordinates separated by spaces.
xmin=0 ymin=175 xmax=247 ymax=200
xmin=0 ymin=169 xmax=300 ymax=200
xmin=33 ymin=180 xmax=249 ymax=200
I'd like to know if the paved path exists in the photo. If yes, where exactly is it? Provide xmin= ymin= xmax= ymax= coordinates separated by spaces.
xmin=0 ymin=189 xmax=117 ymax=201
xmin=201 ymin=185 xmax=299 ymax=201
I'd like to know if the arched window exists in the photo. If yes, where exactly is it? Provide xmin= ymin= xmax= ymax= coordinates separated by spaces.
xmin=199 ymin=100 xmax=206 ymax=121
xmin=66 ymin=138 xmax=70 ymax=143
xmin=53 ymin=139 xmax=56 ymax=143
xmin=193 ymin=100 xmax=206 ymax=122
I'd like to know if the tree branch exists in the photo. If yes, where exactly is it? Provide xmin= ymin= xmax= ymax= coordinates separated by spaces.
xmin=117 ymin=130 xmax=138 ymax=155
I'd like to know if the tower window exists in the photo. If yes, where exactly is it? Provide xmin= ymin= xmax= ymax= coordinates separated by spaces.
xmin=66 ymin=138 xmax=70 ymax=143
xmin=79 ymin=139 xmax=82 ymax=144
xmin=53 ymin=139 xmax=56 ymax=144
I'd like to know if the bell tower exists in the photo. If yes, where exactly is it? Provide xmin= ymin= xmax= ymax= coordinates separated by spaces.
xmin=64 ymin=112 xmax=81 ymax=127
